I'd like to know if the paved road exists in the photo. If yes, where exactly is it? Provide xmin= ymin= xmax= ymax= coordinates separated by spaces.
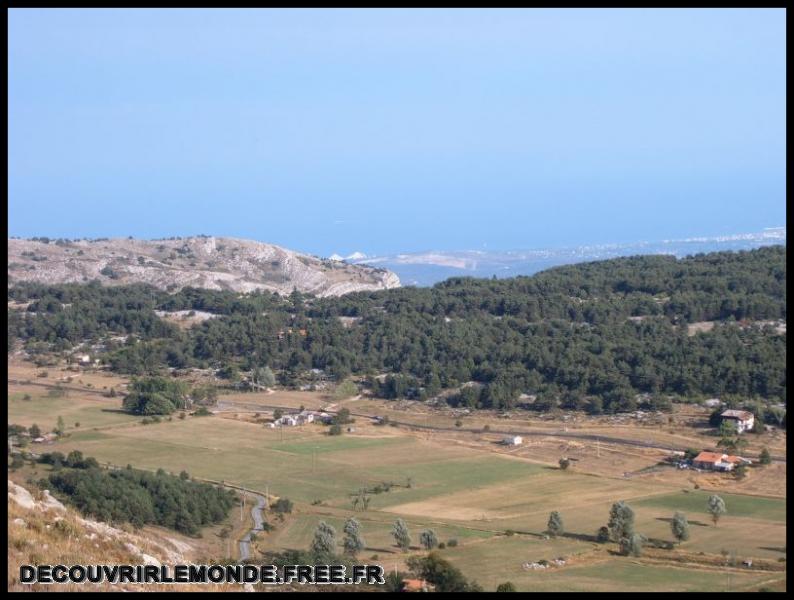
xmin=238 ymin=491 xmax=267 ymax=562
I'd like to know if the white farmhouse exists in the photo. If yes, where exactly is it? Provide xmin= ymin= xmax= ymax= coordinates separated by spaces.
xmin=503 ymin=435 xmax=523 ymax=446
xmin=720 ymin=409 xmax=755 ymax=434
xmin=296 ymin=411 xmax=315 ymax=425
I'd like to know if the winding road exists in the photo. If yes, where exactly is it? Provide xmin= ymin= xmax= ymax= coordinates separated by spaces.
xmin=237 ymin=491 xmax=268 ymax=562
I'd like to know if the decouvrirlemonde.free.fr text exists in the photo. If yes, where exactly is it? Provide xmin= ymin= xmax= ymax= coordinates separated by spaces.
xmin=20 ymin=564 xmax=386 ymax=586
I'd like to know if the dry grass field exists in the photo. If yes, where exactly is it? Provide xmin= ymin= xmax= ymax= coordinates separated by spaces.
xmin=7 ymin=364 xmax=787 ymax=592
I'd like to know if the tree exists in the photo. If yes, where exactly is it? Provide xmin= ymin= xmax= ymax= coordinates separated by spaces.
xmin=55 ymin=416 xmax=66 ymax=435
xmin=190 ymin=385 xmax=218 ymax=406
xmin=66 ymin=450 xmax=84 ymax=467
xmin=620 ymin=533 xmax=645 ymax=557
xmin=218 ymin=363 xmax=241 ymax=383
xmin=718 ymin=419 xmax=737 ymax=437
xmin=406 ymin=552 xmax=482 ymax=592
xmin=333 ymin=379 xmax=358 ymax=400
xmin=384 ymin=571 xmax=407 ymax=593
xmin=718 ymin=433 xmax=748 ymax=454
xmin=351 ymin=489 xmax=370 ymax=512
xmin=272 ymin=498 xmax=293 ymax=514
xmin=547 ymin=511 xmax=564 ymax=538
xmin=44 ymin=462 xmax=235 ymax=535
xmin=759 ymin=447 xmax=771 ymax=465
xmin=558 ymin=458 xmax=570 ymax=471
xmin=767 ymin=406 xmax=786 ymax=428
xmin=329 ymin=424 xmax=342 ymax=436
xmin=310 ymin=521 xmax=337 ymax=557
xmin=734 ymin=463 xmax=748 ymax=480
xmin=707 ymin=494 xmax=727 ymax=526
xmin=608 ymin=501 xmax=635 ymax=542
xmin=496 ymin=582 xmax=517 ymax=592
xmin=253 ymin=366 xmax=276 ymax=388
xmin=342 ymin=517 xmax=366 ymax=556
xmin=596 ymin=526 xmax=610 ymax=543
xmin=392 ymin=518 xmax=412 ymax=551
xmin=122 ymin=377 xmax=189 ymax=415
xmin=273 ymin=408 xmax=283 ymax=421
xmin=419 ymin=529 xmax=439 ymax=550
xmin=671 ymin=512 xmax=690 ymax=545
xmin=28 ymin=423 xmax=41 ymax=438
xmin=332 ymin=407 xmax=353 ymax=425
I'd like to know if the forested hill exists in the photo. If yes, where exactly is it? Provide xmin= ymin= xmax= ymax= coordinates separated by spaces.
xmin=8 ymin=246 xmax=786 ymax=412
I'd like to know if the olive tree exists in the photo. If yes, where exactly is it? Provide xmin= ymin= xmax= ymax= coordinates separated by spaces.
xmin=671 ymin=512 xmax=690 ymax=545
xmin=707 ymin=495 xmax=727 ymax=526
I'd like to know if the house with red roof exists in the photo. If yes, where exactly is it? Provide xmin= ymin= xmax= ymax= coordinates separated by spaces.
xmin=692 ymin=451 xmax=751 ymax=472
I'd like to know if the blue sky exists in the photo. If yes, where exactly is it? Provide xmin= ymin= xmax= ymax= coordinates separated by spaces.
xmin=8 ymin=8 xmax=786 ymax=256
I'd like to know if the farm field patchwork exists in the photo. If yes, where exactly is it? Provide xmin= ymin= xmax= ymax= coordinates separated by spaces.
xmin=10 ymin=388 xmax=787 ymax=592
xmin=442 ymin=545 xmax=782 ymax=593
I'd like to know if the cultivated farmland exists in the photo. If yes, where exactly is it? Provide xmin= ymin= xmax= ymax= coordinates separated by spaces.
xmin=11 ymin=380 xmax=785 ymax=592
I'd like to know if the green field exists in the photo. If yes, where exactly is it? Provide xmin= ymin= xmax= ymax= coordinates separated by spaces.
xmin=10 ymin=397 xmax=786 ymax=592
xmin=268 ymin=513 xmax=494 ymax=555
xmin=8 ymin=392 xmax=141 ymax=431
xmin=634 ymin=490 xmax=787 ymax=523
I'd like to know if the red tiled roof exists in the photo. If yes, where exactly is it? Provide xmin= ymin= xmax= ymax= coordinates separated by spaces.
xmin=693 ymin=451 xmax=723 ymax=464
xmin=402 ymin=579 xmax=430 ymax=592
xmin=693 ymin=451 xmax=743 ymax=464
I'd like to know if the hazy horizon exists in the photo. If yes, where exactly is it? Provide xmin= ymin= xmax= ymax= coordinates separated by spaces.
xmin=8 ymin=8 xmax=786 ymax=256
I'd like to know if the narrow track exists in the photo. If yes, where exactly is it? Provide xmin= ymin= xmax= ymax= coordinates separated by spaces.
xmin=10 ymin=378 xmax=785 ymax=462
xmin=214 ymin=399 xmax=786 ymax=464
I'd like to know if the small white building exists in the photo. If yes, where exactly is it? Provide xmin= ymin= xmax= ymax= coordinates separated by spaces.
xmin=296 ymin=410 xmax=315 ymax=424
xmin=703 ymin=398 xmax=723 ymax=408
xmin=503 ymin=435 xmax=523 ymax=446
xmin=721 ymin=409 xmax=755 ymax=434
xmin=278 ymin=415 xmax=298 ymax=427
xmin=77 ymin=354 xmax=91 ymax=365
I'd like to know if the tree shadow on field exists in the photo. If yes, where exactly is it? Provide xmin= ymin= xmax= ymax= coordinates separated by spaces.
xmin=100 ymin=408 xmax=129 ymax=414
xmin=561 ymin=532 xmax=599 ymax=543
xmin=364 ymin=547 xmax=399 ymax=555
xmin=655 ymin=517 xmax=710 ymax=527
xmin=758 ymin=546 xmax=787 ymax=554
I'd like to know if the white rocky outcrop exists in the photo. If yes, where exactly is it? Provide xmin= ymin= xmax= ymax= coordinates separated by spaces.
xmin=8 ymin=480 xmax=190 ymax=565
xmin=8 ymin=236 xmax=401 ymax=296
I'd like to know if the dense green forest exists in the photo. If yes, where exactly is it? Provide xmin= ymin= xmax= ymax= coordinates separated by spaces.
xmin=8 ymin=247 xmax=787 ymax=411
xmin=43 ymin=459 xmax=237 ymax=535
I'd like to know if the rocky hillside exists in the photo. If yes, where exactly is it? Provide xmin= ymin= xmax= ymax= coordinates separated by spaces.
xmin=8 ymin=479 xmax=235 ymax=592
xmin=7 ymin=237 xmax=400 ymax=297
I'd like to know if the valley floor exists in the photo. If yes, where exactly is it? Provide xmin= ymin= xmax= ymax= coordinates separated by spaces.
xmin=7 ymin=360 xmax=787 ymax=592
